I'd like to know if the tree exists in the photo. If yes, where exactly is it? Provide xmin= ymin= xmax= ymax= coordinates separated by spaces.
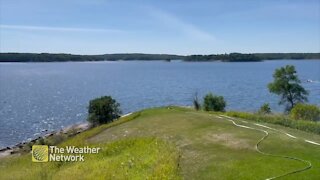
xmin=258 ymin=103 xmax=271 ymax=114
xmin=193 ymin=93 xmax=201 ymax=110
xmin=290 ymin=104 xmax=320 ymax=121
xmin=268 ymin=65 xmax=308 ymax=112
xmin=203 ymin=93 xmax=226 ymax=112
xmin=88 ymin=96 xmax=121 ymax=126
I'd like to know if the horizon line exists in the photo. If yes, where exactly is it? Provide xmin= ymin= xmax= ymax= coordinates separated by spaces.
xmin=1 ymin=52 xmax=320 ymax=56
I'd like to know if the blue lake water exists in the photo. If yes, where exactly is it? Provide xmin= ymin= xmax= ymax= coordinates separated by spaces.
xmin=0 ymin=60 xmax=319 ymax=148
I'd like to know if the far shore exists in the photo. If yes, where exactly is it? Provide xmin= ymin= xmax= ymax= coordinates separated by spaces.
xmin=1 ymin=52 xmax=319 ymax=63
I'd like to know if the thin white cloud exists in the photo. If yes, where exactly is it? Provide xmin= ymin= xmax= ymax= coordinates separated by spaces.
xmin=146 ymin=6 xmax=216 ymax=42
xmin=0 ymin=24 xmax=124 ymax=33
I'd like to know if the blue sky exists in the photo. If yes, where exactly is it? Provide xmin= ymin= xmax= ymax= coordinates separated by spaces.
xmin=0 ymin=0 xmax=319 ymax=55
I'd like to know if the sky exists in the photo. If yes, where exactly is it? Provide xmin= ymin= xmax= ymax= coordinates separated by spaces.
xmin=0 ymin=0 xmax=319 ymax=55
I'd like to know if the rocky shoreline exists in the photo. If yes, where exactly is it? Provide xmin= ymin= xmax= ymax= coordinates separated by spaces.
xmin=0 ymin=112 xmax=133 ymax=158
xmin=0 ymin=122 xmax=90 ymax=158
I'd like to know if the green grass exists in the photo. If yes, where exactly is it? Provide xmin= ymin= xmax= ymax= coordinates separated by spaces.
xmin=0 ymin=137 xmax=179 ymax=180
xmin=1 ymin=106 xmax=319 ymax=179
xmin=225 ymin=111 xmax=320 ymax=135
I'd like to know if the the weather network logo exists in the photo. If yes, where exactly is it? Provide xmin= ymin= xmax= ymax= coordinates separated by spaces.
xmin=32 ymin=145 xmax=48 ymax=162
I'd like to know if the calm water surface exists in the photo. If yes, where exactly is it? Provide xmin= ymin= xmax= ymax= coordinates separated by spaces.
xmin=0 ymin=60 xmax=319 ymax=148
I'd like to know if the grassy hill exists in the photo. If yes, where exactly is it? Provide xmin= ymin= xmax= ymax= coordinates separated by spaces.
xmin=0 ymin=107 xmax=319 ymax=179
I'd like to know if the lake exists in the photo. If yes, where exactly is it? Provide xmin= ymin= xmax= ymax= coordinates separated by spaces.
xmin=0 ymin=60 xmax=319 ymax=148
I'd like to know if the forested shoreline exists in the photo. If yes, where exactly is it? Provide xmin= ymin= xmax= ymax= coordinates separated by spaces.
xmin=0 ymin=52 xmax=319 ymax=62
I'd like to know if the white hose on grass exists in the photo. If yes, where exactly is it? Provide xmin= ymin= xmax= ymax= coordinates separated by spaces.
xmin=217 ymin=115 xmax=312 ymax=180
xmin=304 ymin=140 xmax=320 ymax=146
xmin=219 ymin=115 xmax=320 ymax=146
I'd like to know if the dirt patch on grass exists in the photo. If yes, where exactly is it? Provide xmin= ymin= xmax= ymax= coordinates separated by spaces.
xmin=203 ymin=133 xmax=253 ymax=150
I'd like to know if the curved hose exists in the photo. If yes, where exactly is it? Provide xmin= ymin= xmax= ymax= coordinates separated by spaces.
xmin=217 ymin=115 xmax=312 ymax=180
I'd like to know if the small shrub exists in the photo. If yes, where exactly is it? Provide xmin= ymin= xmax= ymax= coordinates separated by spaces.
xmin=36 ymin=137 xmax=45 ymax=145
xmin=291 ymin=104 xmax=320 ymax=121
xmin=203 ymin=93 xmax=226 ymax=112
xmin=258 ymin=103 xmax=271 ymax=114
xmin=88 ymin=96 xmax=121 ymax=126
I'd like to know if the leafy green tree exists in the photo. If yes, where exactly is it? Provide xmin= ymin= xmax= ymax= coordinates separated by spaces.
xmin=291 ymin=104 xmax=320 ymax=121
xmin=258 ymin=103 xmax=271 ymax=114
xmin=88 ymin=96 xmax=121 ymax=126
xmin=268 ymin=65 xmax=308 ymax=112
xmin=203 ymin=93 xmax=226 ymax=112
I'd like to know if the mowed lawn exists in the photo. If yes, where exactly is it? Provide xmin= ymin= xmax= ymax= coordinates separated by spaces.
xmin=0 ymin=107 xmax=319 ymax=179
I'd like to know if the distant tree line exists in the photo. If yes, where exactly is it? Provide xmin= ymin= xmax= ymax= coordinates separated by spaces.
xmin=255 ymin=53 xmax=320 ymax=60
xmin=184 ymin=53 xmax=320 ymax=62
xmin=0 ymin=53 xmax=102 ymax=62
xmin=0 ymin=53 xmax=183 ymax=62
xmin=184 ymin=53 xmax=262 ymax=62
xmin=0 ymin=52 xmax=319 ymax=62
